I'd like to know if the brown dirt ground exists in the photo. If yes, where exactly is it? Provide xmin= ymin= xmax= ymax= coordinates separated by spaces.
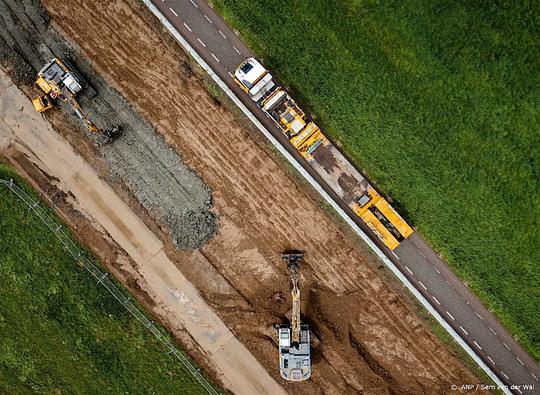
xmin=20 ymin=0 xmax=482 ymax=393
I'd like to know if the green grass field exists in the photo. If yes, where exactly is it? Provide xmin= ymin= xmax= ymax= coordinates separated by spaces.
xmin=0 ymin=164 xmax=211 ymax=393
xmin=211 ymin=0 xmax=540 ymax=360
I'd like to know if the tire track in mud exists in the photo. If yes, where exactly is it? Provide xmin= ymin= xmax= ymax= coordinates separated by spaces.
xmin=38 ymin=0 xmax=481 ymax=393
xmin=0 ymin=0 xmax=217 ymax=250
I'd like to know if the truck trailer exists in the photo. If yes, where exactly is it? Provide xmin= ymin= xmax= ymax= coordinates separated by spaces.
xmin=234 ymin=58 xmax=413 ymax=250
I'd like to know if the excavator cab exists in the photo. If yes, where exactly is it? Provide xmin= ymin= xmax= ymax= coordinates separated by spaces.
xmin=32 ymin=95 xmax=53 ymax=113
xmin=32 ymin=58 xmax=122 ymax=145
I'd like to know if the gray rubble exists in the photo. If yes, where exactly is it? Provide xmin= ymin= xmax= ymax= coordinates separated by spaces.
xmin=0 ymin=0 xmax=217 ymax=249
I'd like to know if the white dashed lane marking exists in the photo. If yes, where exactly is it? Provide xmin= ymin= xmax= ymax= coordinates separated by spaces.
xmin=473 ymin=340 xmax=482 ymax=350
xmin=419 ymin=281 xmax=427 ymax=290
xmin=446 ymin=311 xmax=455 ymax=320
xmin=532 ymin=372 xmax=538 ymax=381
xmin=487 ymin=356 xmax=495 ymax=365
xmin=227 ymin=71 xmax=233 ymax=78
xmin=211 ymin=53 xmax=220 ymax=63
xmin=391 ymin=251 xmax=400 ymax=260
xmin=433 ymin=296 xmax=441 ymax=305
xmin=460 ymin=326 xmax=468 ymax=336
xmin=503 ymin=342 xmax=510 ymax=350
xmin=489 ymin=327 xmax=497 ymax=336
xmin=432 ymin=265 xmax=441 ymax=274
xmin=197 ymin=38 xmax=206 ymax=47
xmin=183 ymin=23 xmax=192 ymax=32
xmin=501 ymin=371 xmax=509 ymax=380
xmin=405 ymin=266 xmax=413 ymax=275
xmin=169 ymin=7 xmax=178 ymax=17
xmin=204 ymin=14 xmax=212 ymax=23
xmin=475 ymin=312 xmax=483 ymax=320
xmin=516 ymin=357 xmax=524 ymax=366
xmin=233 ymin=46 xmax=241 ymax=55
xmin=190 ymin=0 xmax=198 ymax=8
xmin=219 ymin=30 xmax=226 ymax=39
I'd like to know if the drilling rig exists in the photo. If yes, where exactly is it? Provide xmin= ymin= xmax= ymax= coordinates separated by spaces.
xmin=277 ymin=252 xmax=311 ymax=381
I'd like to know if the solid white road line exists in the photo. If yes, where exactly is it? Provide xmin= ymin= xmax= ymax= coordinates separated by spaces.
xmin=139 ymin=3 xmax=513 ymax=393
xmin=190 ymin=0 xmax=198 ymax=8
xmin=169 ymin=7 xmax=178 ymax=17
xmin=211 ymin=53 xmax=220 ymax=63
xmin=197 ymin=38 xmax=206 ymax=47
xmin=460 ymin=326 xmax=468 ymax=336
xmin=433 ymin=296 xmax=441 ymax=305
xmin=204 ymin=14 xmax=212 ymax=23
xmin=233 ymin=46 xmax=241 ymax=55
xmin=219 ymin=30 xmax=226 ymax=39
xmin=419 ymin=281 xmax=427 ymax=290
xmin=405 ymin=266 xmax=413 ymax=275
xmin=183 ymin=22 xmax=192 ymax=32
xmin=473 ymin=340 xmax=482 ymax=350
xmin=487 ymin=356 xmax=495 ymax=365
xmin=446 ymin=311 xmax=455 ymax=320
xmin=516 ymin=357 xmax=524 ymax=366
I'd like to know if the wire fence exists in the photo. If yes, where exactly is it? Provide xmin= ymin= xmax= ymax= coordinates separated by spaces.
xmin=0 ymin=178 xmax=220 ymax=395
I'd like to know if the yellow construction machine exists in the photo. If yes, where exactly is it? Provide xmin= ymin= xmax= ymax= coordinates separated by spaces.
xmin=351 ymin=187 xmax=413 ymax=250
xmin=32 ymin=58 xmax=120 ymax=144
xmin=277 ymin=252 xmax=311 ymax=381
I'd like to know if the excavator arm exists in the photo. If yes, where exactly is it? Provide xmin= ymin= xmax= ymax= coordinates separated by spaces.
xmin=63 ymin=94 xmax=121 ymax=144
xmin=282 ymin=252 xmax=303 ymax=346
xmin=33 ymin=58 xmax=121 ymax=144
xmin=278 ymin=251 xmax=311 ymax=381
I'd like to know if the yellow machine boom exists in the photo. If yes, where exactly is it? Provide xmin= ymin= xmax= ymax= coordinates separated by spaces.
xmin=32 ymin=58 xmax=120 ymax=144
xmin=278 ymin=252 xmax=311 ymax=381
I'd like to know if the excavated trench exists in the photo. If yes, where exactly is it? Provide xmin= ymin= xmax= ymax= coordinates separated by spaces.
xmin=0 ymin=0 xmax=485 ymax=393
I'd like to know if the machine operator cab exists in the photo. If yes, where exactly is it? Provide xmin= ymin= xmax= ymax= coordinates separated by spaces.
xmin=234 ymin=57 xmax=276 ymax=103
xmin=278 ymin=325 xmax=311 ymax=381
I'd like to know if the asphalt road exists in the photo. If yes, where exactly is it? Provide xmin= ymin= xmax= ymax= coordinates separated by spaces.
xmin=150 ymin=0 xmax=539 ymax=393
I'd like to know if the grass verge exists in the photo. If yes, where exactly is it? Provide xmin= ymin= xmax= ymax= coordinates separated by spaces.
xmin=210 ymin=0 xmax=540 ymax=361
xmin=0 ymin=163 xmax=213 ymax=394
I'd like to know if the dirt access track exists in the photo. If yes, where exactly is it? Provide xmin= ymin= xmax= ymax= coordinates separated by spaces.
xmin=1 ymin=0 xmax=481 ymax=393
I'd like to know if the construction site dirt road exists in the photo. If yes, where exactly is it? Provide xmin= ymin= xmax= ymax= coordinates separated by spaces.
xmin=1 ymin=0 xmax=483 ymax=393
xmin=0 ymin=69 xmax=285 ymax=395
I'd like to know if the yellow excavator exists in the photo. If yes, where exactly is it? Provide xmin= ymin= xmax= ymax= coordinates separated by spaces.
xmin=32 ymin=58 xmax=120 ymax=144
xmin=278 ymin=252 xmax=311 ymax=381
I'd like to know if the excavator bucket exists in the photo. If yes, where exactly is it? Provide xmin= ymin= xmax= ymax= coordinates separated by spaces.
xmin=100 ymin=125 xmax=122 ymax=145
xmin=281 ymin=251 xmax=304 ymax=270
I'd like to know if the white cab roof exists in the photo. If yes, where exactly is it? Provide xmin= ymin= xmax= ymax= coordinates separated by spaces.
xmin=235 ymin=58 xmax=267 ymax=88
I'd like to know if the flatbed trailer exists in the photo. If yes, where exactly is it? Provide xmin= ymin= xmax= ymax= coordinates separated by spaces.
xmin=235 ymin=58 xmax=412 ymax=250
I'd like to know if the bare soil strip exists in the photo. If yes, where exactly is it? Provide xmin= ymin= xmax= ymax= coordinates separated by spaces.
xmin=0 ymin=0 xmax=216 ymax=249
xmin=0 ymin=70 xmax=286 ymax=395
xmin=0 ymin=0 xmax=482 ymax=393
